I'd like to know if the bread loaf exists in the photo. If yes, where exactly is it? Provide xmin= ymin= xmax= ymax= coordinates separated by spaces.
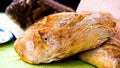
xmin=14 ymin=12 xmax=116 ymax=64
xmin=78 ymin=38 xmax=120 ymax=68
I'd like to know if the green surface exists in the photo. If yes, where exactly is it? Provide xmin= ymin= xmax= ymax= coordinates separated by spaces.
xmin=0 ymin=40 xmax=96 ymax=68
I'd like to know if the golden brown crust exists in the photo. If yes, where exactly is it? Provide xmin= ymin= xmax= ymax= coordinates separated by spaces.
xmin=14 ymin=12 xmax=116 ymax=64
xmin=78 ymin=38 xmax=120 ymax=68
xmin=107 ymin=37 xmax=120 ymax=48
xmin=14 ymin=12 xmax=78 ymax=64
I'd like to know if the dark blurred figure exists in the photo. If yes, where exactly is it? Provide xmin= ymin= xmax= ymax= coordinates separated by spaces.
xmin=0 ymin=0 xmax=80 ymax=12
xmin=58 ymin=0 xmax=80 ymax=10
xmin=0 ymin=0 xmax=12 ymax=12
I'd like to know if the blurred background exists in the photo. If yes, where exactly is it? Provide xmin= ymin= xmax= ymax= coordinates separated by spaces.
xmin=0 ymin=0 xmax=80 ymax=12
xmin=0 ymin=0 xmax=12 ymax=12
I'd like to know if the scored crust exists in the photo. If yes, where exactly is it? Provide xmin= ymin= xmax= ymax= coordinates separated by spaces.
xmin=14 ymin=12 xmax=116 ymax=64
xmin=78 ymin=38 xmax=120 ymax=68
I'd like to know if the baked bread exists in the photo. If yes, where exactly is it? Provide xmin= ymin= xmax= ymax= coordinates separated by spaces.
xmin=14 ymin=12 xmax=116 ymax=64
xmin=78 ymin=38 xmax=120 ymax=68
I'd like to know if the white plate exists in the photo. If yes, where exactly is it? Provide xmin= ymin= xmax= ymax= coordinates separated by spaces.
xmin=0 ymin=13 xmax=24 ymax=38
xmin=0 ymin=27 xmax=14 ymax=44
